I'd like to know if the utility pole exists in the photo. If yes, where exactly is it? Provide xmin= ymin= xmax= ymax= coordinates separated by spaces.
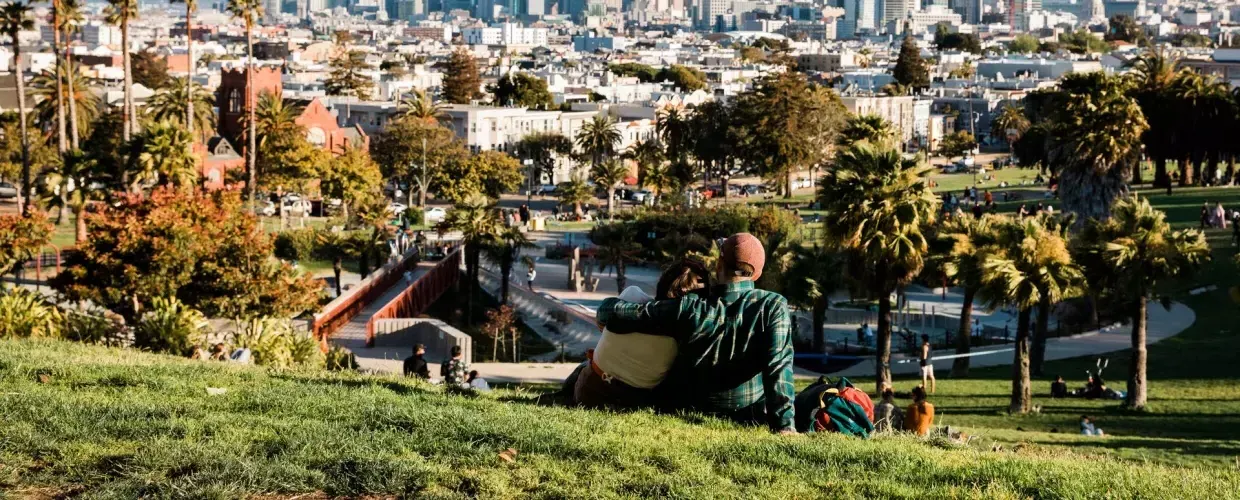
xmin=525 ymin=157 xmax=535 ymax=206
xmin=420 ymin=137 xmax=427 ymax=207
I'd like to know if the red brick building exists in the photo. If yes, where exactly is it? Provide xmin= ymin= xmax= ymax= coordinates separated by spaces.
xmin=194 ymin=138 xmax=245 ymax=191
xmin=216 ymin=67 xmax=366 ymax=157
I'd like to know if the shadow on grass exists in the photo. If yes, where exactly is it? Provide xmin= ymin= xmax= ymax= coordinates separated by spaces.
xmin=270 ymin=372 xmax=437 ymax=398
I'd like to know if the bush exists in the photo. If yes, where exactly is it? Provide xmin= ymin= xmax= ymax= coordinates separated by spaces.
xmin=62 ymin=311 xmax=125 ymax=346
xmin=0 ymin=289 xmax=62 ymax=339
xmin=273 ymin=228 xmax=322 ymax=262
xmin=231 ymin=318 xmax=323 ymax=369
xmin=326 ymin=345 xmax=358 ymax=371
xmin=132 ymin=297 xmax=209 ymax=355
xmin=404 ymin=208 xmax=424 ymax=227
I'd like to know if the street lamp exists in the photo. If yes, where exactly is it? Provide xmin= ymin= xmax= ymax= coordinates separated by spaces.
xmin=524 ymin=158 xmax=535 ymax=205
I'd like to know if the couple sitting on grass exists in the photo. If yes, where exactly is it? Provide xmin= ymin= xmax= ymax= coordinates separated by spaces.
xmin=563 ymin=233 xmax=798 ymax=435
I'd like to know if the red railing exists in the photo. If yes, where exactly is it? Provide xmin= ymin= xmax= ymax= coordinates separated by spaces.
xmin=365 ymin=247 xmax=462 ymax=347
xmin=311 ymin=248 xmax=426 ymax=343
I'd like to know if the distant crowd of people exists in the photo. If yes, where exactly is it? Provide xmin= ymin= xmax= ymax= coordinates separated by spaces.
xmin=403 ymin=344 xmax=490 ymax=392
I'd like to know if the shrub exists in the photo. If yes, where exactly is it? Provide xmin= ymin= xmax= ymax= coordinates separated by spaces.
xmin=62 ymin=311 xmax=125 ymax=346
xmin=132 ymin=297 xmax=209 ymax=355
xmin=404 ymin=208 xmax=425 ymax=227
xmin=326 ymin=345 xmax=359 ymax=371
xmin=232 ymin=318 xmax=326 ymax=369
xmin=0 ymin=289 xmax=62 ymax=339
xmin=273 ymin=228 xmax=323 ymax=262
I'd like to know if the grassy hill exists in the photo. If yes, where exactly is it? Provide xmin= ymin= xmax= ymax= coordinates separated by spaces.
xmin=3 ymin=340 xmax=1239 ymax=498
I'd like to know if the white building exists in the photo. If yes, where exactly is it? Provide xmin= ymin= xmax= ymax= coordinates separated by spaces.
xmin=81 ymin=22 xmax=122 ymax=47
xmin=462 ymin=23 xmax=549 ymax=46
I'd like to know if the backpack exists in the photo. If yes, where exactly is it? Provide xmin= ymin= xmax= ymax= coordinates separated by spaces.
xmin=806 ymin=377 xmax=875 ymax=438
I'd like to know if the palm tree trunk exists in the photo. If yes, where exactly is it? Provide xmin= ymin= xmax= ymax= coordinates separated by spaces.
xmin=951 ymin=287 xmax=975 ymax=377
xmin=1126 ymin=294 xmax=1148 ymax=410
xmin=1153 ymin=158 xmax=1167 ymax=188
xmin=52 ymin=10 xmax=67 ymax=153
xmin=246 ymin=26 xmax=257 ymax=213
xmin=465 ymin=244 xmax=478 ymax=325
xmin=785 ymin=169 xmax=794 ymax=199
xmin=607 ymin=187 xmax=614 ymax=220
xmin=1179 ymin=156 xmax=1191 ymax=186
xmin=74 ymin=205 xmax=87 ymax=243
xmin=14 ymin=43 xmax=31 ymax=215
xmin=811 ymin=297 xmax=827 ymax=354
xmin=1132 ymin=158 xmax=1143 ymax=185
xmin=185 ymin=7 xmax=194 ymax=137
xmin=1009 ymin=307 xmax=1033 ymax=414
xmin=121 ymin=18 xmax=133 ymax=142
xmin=875 ymin=286 xmax=893 ymax=394
xmin=1031 ymin=295 xmax=1050 ymax=377
xmin=499 ymin=258 xmax=511 ymax=305
xmin=65 ymin=34 xmax=79 ymax=150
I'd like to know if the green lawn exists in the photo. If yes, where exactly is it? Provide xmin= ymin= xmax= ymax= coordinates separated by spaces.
xmin=3 ymin=339 xmax=1239 ymax=498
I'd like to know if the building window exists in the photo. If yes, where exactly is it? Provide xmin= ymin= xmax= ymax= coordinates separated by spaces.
xmin=307 ymin=127 xmax=326 ymax=146
xmin=228 ymin=89 xmax=241 ymax=113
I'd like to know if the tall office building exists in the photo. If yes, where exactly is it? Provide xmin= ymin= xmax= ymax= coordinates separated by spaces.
xmin=840 ymin=0 xmax=877 ymax=37
xmin=696 ymin=0 xmax=730 ymax=29
xmin=1085 ymin=0 xmax=1105 ymax=23
xmin=949 ymin=0 xmax=981 ymax=23
xmin=883 ymin=0 xmax=915 ymax=26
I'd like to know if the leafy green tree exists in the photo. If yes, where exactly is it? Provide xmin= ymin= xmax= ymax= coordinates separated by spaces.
xmin=431 ymin=150 xmax=524 ymax=203
xmin=837 ymin=114 xmax=896 ymax=148
xmin=655 ymin=65 xmax=707 ymax=91
xmin=437 ymin=192 xmax=501 ymax=323
xmin=39 ymin=151 xmax=103 ymax=243
xmin=979 ymin=215 xmax=1082 ymax=413
xmin=989 ymin=104 xmax=1030 ymax=149
xmin=1175 ymin=32 xmax=1211 ymax=48
xmin=517 ymin=131 xmax=572 ymax=187
xmin=1126 ymin=47 xmax=1181 ymax=188
xmin=609 ymin=62 xmax=658 ymax=82
xmin=934 ymin=25 xmax=982 ymax=53
xmin=936 ymin=214 xmax=1000 ymax=376
xmin=1 ymin=1 xmax=33 ymax=213
xmin=325 ymin=50 xmax=374 ymax=100
xmin=481 ymin=225 xmax=534 ymax=305
xmin=442 ymin=49 xmax=483 ymax=104
xmin=589 ymin=222 xmax=641 ymax=291
xmin=818 ymin=143 xmax=938 ymax=393
xmin=1169 ymin=71 xmax=1228 ymax=186
xmin=488 ymin=72 xmax=553 ymax=109
xmin=783 ymin=244 xmax=843 ymax=353
xmin=688 ymin=99 xmax=741 ymax=196
xmin=1009 ymin=33 xmax=1039 ymax=54
xmin=129 ymin=120 xmax=200 ymax=192
xmin=29 ymin=67 xmax=99 ymax=144
xmin=131 ymin=50 xmax=171 ymax=89
xmin=371 ymin=117 xmax=467 ymax=207
xmin=255 ymin=99 xmax=325 ymax=198
xmin=936 ymin=130 xmax=977 ymax=161
xmin=320 ymin=143 xmax=382 ymax=221
xmin=892 ymin=35 xmax=929 ymax=90
xmin=1059 ymin=29 xmax=1110 ymax=54
xmin=52 ymin=188 xmax=321 ymax=322
xmin=656 ymin=106 xmax=692 ymax=189
xmin=591 ymin=159 xmax=628 ymax=220
xmin=1106 ymin=15 xmax=1147 ymax=45
xmin=1078 ymin=196 xmax=1209 ymax=409
xmin=146 ymin=76 xmax=214 ymax=141
xmin=735 ymin=72 xmax=847 ymax=198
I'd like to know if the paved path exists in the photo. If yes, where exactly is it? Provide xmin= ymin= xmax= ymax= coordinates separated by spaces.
xmin=330 ymin=259 xmax=437 ymax=371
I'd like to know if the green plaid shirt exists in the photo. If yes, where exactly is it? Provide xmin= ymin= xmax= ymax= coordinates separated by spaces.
xmin=596 ymin=281 xmax=795 ymax=432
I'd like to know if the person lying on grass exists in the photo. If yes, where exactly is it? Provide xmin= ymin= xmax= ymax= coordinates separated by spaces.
xmin=596 ymin=233 xmax=797 ymax=435
xmin=573 ymin=258 xmax=711 ymax=410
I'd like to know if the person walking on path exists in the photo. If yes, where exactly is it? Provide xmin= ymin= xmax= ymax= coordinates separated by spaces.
xmin=526 ymin=263 xmax=537 ymax=292
xmin=596 ymin=233 xmax=797 ymax=434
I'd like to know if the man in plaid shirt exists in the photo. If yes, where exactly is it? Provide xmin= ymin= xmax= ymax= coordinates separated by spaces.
xmin=596 ymin=233 xmax=797 ymax=434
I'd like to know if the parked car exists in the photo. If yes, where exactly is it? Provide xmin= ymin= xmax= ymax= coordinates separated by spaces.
xmin=631 ymin=189 xmax=653 ymax=204
xmin=387 ymin=202 xmax=409 ymax=216
xmin=0 ymin=181 xmax=17 ymax=199
xmin=423 ymin=206 xmax=447 ymax=224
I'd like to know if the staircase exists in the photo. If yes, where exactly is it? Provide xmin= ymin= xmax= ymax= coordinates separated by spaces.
xmin=478 ymin=267 xmax=600 ymax=361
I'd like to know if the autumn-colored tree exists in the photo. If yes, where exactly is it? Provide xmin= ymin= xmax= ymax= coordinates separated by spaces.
xmin=0 ymin=210 xmax=51 ymax=278
xmin=52 ymin=188 xmax=320 ymax=322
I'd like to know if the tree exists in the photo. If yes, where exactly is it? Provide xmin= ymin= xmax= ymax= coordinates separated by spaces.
xmin=818 ymin=142 xmax=938 ymax=393
xmin=608 ymin=62 xmax=658 ymax=82
xmin=735 ymin=72 xmax=847 ymax=198
xmin=936 ymin=214 xmax=1000 ymax=376
xmin=319 ymin=143 xmax=381 ymax=221
xmin=256 ymin=119 xmax=325 ymax=199
xmin=516 ymin=131 xmax=572 ymax=188
xmin=437 ymin=192 xmax=500 ymax=323
xmin=488 ymin=72 xmax=553 ymax=109
xmin=783 ymin=245 xmax=843 ymax=353
xmin=1126 ymin=47 xmax=1182 ymax=188
xmin=441 ymin=49 xmax=483 ymax=104
xmin=1169 ymin=71 xmax=1228 ymax=186
xmin=171 ymin=0 xmax=198 ymax=138
xmin=1046 ymin=73 xmax=1148 ymax=220
xmin=989 ymin=104 xmax=1030 ymax=150
xmin=146 ymin=77 xmax=215 ymax=141
xmin=0 ymin=209 xmax=50 ymax=278
xmin=591 ymin=159 xmax=627 ymax=220
xmin=481 ymin=225 xmax=533 ymax=305
xmin=557 ymin=174 xmax=592 ymax=219
xmin=656 ymin=106 xmax=692 ymax=189
xmin=1009 ymin=33 xmax=1039 ymax=54
xmin=432 ymin=150 xmax=524 ymax=203
xmin=934 ymin=25 xmax=982 ymax=54
xmin=325 ymin=50 xmax=374 ymax=100
xmin=589 ymin=222 xmax=641 ymax=291
xmin=1 ymin=1 xmax=33 ymax=214
xmin=936 ymin=130 xmax=977 ymax=161
xmin=481 ymin=304 xmax=518 ymax=361
xmin=30 ymin=68 xmax=100 ymax=143
xmin=892 ymin=36 xmax=929 ymax=91
xmin=371 ymin=117 xmax=467 ymax=207
xmin=979 ymin=216 xmax=1082 ymax=414
xmin=55 ymin=0 xmax=85 ymax=149
xmin=655 ymin=65 xmax=707 ymax=91
xmin=1106 ymin=15 xmax=1148 ymax=46
xmin=1059 ymin=29 xmax=1110 ymax=54
xmin=947 ymin=60 xmax=976 ymax=79
xmin=1175 ymin=33 xmax=1211 ymax=48
xmin=688 ymin=99 xmax=741 ymax=196
xmin=254 ymin=91 xmax=303 ymax=145
xmin=52 ymin=188 xmax=321 ymax=322
xmin=105 ymin=0 xmax=138 ymax=141
xmin=226 ymin=0 xmax=263 ymax=213
xmin=576 ymin=113 xmax=621 ymax=171
xmin=47 ymin=0 xmax=65 ymax=153
xmin=1078 ymin=196 xmax=1209 ymax=410
xmin=623 ymin=137 xmax=667 ymax=195
xmin=131 ymin=50 xmax=171 ymax=90
xmin=38 ymin=150 xmax=102 ymax=243
xmin=399 ymin=88 xmax=445 ymax=124
xmin=837 ymin=114 xmax=896 ymax=148
xmin=129 ymin=120 xmax=201 ymax=192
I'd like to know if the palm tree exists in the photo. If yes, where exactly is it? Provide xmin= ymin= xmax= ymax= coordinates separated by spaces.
xmin=1169 ymin=72 xmax=1227 ymax=186
xmin=624 ymin=137 xmax=667 ymax=196
xmin=146 ymin=77 xmax=214 ymax=142
xmin=657 ymin=106 xmax=692 ymax=188
xmin=589 ymin=222 xmax=640 ymax=292
xmin=1078 ymin=196 xmax=1209 ymax=410
xmin=481 ymin=225 xmax=534 ymax=305
xmin=576 ymin=113 xmax=621 ymax=171
xmin=104 ymin=0 xmax=137 ymax=141
xmin=836 ymin=114 xmax=895 ymax=148
xmin=989 ymin=104 xmax=1030 ymax=158
xmin=783 ymin=244 xmax=843 ymax=353
xmin=55 ymin=0 xmax=83 ymax=149
xmin=131 ymin=120 xmax=200 ymax=191
xmin=171 ymin=0 xmax=197 ymax=136
xmin=38 ymin=150 xmax=100 ymax=242
xmin=226 ymin=0 xmax=263 ymax=213
xmin=937 ymin=214 xmax=1001 ymax=377
xmin=1127 ymin=46 xmax=1182 ymax=188
xmin=399 ymin=88 xmax=445 ymax=124
xmin=29 ymin=68 xmax=99 ymax=141
xmin=1 ymin=1 xmax=33 ymax=214
xmin=818 ymin=142 xmax=939 ymax=393
xmin=1048 ymin=73 xmax=1147 ymax=221
xmin=979 ymin=216 xmax=1083 ymax=414
xmin=438 ymin=192 xmax=501 ymax=324
xmin=591 ymin=158 xmax=627 ymax=220
xmin=48 ymin=0 xmax=65 ymax=152
xmin=557 ymin=174 xmax=591 ymax=220
xmin=254 ymin=91 xmax=304 ymax=148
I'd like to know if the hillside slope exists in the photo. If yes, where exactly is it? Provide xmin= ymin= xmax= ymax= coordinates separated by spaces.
xmin=1 ymin=339 xmax=1238 ymax=499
